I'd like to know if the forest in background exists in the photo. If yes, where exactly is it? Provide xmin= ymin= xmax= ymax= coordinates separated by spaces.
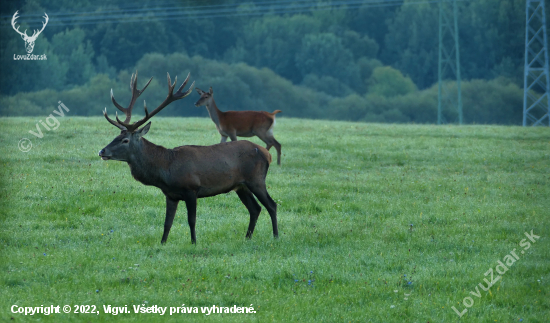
xmin=0 ymin=0 xmax=547 ymax=124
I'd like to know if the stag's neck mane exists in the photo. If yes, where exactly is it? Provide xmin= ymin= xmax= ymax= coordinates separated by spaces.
xmin=127 ymin=138 xmax=171 ymax=187
xmin=204 ymin=100 xmax=223 ymax=129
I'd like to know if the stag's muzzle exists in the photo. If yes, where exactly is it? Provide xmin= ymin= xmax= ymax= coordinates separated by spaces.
xmin=98 ymin=148 xmax=110 ymax=160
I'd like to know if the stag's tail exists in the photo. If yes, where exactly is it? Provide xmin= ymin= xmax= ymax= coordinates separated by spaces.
xmin=257 ymin=146 xmax=272 ymax=165
xmin=271 ymin=110 xmax=282 ymax=115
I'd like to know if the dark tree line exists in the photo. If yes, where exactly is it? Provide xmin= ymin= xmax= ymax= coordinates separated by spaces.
xmin=0 ymin=0 xmax=546 ymax=124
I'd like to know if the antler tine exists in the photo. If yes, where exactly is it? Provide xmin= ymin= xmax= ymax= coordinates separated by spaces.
xmin=115 ymin=111 xmax=125 ymax=125
xmin=125 ymin=73 xmax=153 ymax=123
xmin=103 ymin=108 xmax=127 ymax=131
xmin=11 ymin=11 xmax=28 ymax=37
xmin=175 ymin=73 xmax=194 ymax=98
xmin=175 ymin=73 xmax=192 ymax=95
xmin=166 ymin=72 xmax=175 ymax=93
xmin=110 ymin=89 xmax=125 ymax=112
xmin=109 ymin=70 xmax=153 ymax=125
xmin=33 ymin=13 xmax=48 ymax=38
xmin=143 ymin=100 xmax=150 ymax=119
xmin=130 ymin=71 xmax=136 ymax=91
xmin=125 ymin=72 xmax=194 ymax=132
xmin=26 ymin=12 xmax=48 ymax=39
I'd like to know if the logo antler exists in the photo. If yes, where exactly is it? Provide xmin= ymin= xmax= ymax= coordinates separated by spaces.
xmin=11 ymin=10 xmax=49 ymax=53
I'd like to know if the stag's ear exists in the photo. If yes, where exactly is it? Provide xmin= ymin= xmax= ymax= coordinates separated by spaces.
xmin=209 ymin=87 xmax=213 ymax=95
xmin=20 ymin=34 xmax=26 ymax=40
xmin=135 ymin=122 xmax=151 ymax=137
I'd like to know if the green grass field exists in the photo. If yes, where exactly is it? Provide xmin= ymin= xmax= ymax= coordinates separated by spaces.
xmin=1 ymin=116 xmax=549 ymax=322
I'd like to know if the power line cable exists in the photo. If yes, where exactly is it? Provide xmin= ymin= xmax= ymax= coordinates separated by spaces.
xmin=1 ymin=0 xmax=468 ymax=28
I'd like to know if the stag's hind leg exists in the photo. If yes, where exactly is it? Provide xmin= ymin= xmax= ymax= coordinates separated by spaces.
xmin=246 ymin=183 xmax=278 ymax=238
xmin=183 ymin=195 xmax=198 ymax=244
xmin=236 ymin=187 xmax=262 ymax=239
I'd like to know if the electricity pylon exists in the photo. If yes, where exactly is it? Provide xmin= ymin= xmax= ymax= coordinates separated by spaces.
xmin=523 ymin=0 xmax=550 ymax=126
xmin=437 ymin=0 xmax=463 ymax=125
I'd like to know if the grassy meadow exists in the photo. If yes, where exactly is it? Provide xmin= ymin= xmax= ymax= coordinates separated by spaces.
xmin=0 ymin=116 xmax=549 ymax=322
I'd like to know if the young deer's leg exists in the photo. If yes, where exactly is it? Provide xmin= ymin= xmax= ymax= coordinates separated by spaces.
xmin=220 ymin=135 xmax=228 ymax=143
xmin=236 ymin=187 xmax=262 ymax=239
xmin=272 ymin=138 xmax=282 ymax=165
xmin=228 ymin=132 xmax=238 ymax=141
xmin=184 ymin=195 xmax=198 ymax=244
xmin=257 ymin=133 xmax=282 ymax=165
xmin=161 ymin=197 xmax=179 ymax=244
xmin=246 ymin=183 xmax=278 ymax=238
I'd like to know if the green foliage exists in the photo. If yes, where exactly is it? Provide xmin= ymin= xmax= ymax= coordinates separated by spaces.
xmin=100 ymin=21 xmax=169 ymax=70
xmin=232 ymin=14 xmax=322 ymax=82
xmin=461 ymin=0 xmax=526 ymax=81
xmin=0 ymin=53 xmax=325 ymax=119
xmin=295 ymin=33 xmax=361 ymax=90
xmin=315 ymin=77 xmax=519 ymax=124
xmin=329 ymin=94 xmax=369 ymax=120
xmin=461 ymin=77 xmax=523 ymax=124
xmin=51 ymin=28 xmax=96 ymax=86
xmin=0 ymin=52 xmax=526 ymax=125
xmin=301 ymin=74 xmax=354 ymax=98
xmin=367 ymin=66 xmax=418 ymax=97
xmin=339 ymin=29 xmax=379 ymax=60
xmin=383 ymin=2 xmax=439 ymax=89
xmin=0 ymin=74 xmax=121 ymax=117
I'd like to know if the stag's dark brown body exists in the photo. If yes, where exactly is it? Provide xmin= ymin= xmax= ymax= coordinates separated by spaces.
xmin=130 ymin=139 xmax=272 ymax=198
xmin=99 ymin=71 xmax=278 ymax=244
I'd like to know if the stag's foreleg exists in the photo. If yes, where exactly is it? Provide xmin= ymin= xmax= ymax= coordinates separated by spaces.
xmin=246 ymin=182 xmax=278 ymax=238
xmin=161 ymin=197 xmax=179 ymax=244
xmin=220 ymin=135 xmax=228 ymax=143
xmin=236 ymin=187 xmax=262 ymax=239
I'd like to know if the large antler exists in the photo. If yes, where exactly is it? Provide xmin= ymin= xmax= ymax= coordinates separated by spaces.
xmin=110 ymin=71 xmax=153 ymax=124
xmin=11 ymin=11 xmax=49 ymax=40
xmin=29 ymin=13 xmax=49 ymax=40
xmin=104 ymin=71 xmax=194 ymax=132
xmin=11 ymin=11 xmax=28 ymax=38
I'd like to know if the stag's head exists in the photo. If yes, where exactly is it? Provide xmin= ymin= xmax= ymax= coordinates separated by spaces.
xmin=12 ymin=11 xmax=48 ymax=53
xmin=99 ymin=71 xmax=194 ymax=162
xmin=194 ymin=87 xmax=214 ymax=107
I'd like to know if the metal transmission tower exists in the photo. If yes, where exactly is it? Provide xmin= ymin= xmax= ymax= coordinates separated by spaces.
xmin=523 ymin=0 xmax=550 ymax=126
xmin=437 ymin=0 xmax=463 ymax=125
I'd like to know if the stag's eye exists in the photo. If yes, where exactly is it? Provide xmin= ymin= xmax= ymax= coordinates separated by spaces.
xmin=122 ymin=138 xmax=130 ymax=144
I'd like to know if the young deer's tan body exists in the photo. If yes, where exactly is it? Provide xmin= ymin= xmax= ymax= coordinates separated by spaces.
xmin=195 ymin=87 xmax=282 ymax=165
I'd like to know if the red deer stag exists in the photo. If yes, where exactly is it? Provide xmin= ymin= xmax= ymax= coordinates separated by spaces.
xmin=195 ymin=87 xmax=282 ymax=165
xmin=98 ymin=71 xmax=278 ymax=245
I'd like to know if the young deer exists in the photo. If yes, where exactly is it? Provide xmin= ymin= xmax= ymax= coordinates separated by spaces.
xmin=195 ymin=87 xmax=283 ymax=165
xmin=99 ymin=71 xmax=278 ymax=245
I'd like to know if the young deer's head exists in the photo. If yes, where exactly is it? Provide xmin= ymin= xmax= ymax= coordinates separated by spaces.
xmin=99 ymin=71 xmax=194 ymax=162
xmin=194 ymin=87 xmax=214 ymax=107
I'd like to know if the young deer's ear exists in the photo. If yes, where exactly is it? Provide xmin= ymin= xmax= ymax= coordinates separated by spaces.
xmin=136 ymin=122 xmax=151 ymax=137
xmin=196 ymin=88 xmax=205 ymax=95
xmin=209 ymin=87 xmax=213 ymax=95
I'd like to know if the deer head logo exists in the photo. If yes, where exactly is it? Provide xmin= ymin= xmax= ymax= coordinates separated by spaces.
xmin=11 ymin=11 xmax=49 ymax=54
